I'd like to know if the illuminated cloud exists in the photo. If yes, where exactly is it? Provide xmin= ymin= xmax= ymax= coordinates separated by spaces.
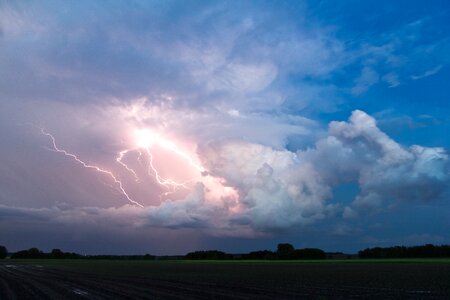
xmin=4 ymin=103 xmax=446 ymax=237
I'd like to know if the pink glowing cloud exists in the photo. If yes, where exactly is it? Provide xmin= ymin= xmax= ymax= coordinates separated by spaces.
xmin=38 ymin=103 xmax=242 ymax=225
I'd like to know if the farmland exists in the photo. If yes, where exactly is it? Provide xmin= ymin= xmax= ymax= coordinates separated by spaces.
xmin=1 ymin=259 xmax=449 ymax=299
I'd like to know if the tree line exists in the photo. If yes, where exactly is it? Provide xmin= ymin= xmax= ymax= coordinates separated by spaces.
xmin=358 ymin=244 xmax=450 ymax=259
xmin=1 ymin=243 xmax=326 ymax=260
xmin=1 ymin=243 xmax=450 ymax=260
xmin=182 ymin=243 xmax=327 ymax=260
xmin=0 ymin=246 xmax=155 ymax=260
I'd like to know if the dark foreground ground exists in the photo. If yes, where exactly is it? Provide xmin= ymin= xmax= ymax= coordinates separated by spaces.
xmin=0 ymin=259 xmax=449 ymax=299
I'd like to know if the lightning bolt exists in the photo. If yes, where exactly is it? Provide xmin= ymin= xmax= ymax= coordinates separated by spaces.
xmin=116 ymin=149 xmax=140 ymax=182
xmin=41 ymin=129 xmax=144 ymax=208
xmin=143 ymin=147 xmax=192 ymax=189
xmin=156 ymin=140 xmax=204 ymax=172
xmin=40 ymin=127 xmax=206 ymax=207
xmin=126 ymin=129 xmax=203 ymax=194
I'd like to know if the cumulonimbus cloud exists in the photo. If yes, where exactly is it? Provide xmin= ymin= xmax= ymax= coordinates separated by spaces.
xmin=104 ymin=109 xmax=445 ymax=234
xmin=2 ymin=103 xmax=449 ymax=237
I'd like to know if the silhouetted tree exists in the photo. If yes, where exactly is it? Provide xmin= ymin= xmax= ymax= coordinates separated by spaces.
xmin=11 ymin=247 xmax=45 ymax=259
xmin=51 ymin=249 xmax=64 ymax=259
xmin=0 ymin=245 xmax=7 ymax=259
xmin=28 ymin=247 xmax=44 ymax=258
xmin=276 ymin=243 xmax=295 ymax=260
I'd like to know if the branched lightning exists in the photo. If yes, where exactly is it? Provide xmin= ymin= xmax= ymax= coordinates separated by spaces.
xmin=41 ymin=129 xmax=144 ymax=208
xmin=40 ymin=127 xmax=205 ymax=207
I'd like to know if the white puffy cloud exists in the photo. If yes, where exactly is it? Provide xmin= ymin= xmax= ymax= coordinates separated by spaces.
xmin=199 ymin=140 xmax=333 ymax=229
xmin=300 ymin=110 xmax=449 ymax=214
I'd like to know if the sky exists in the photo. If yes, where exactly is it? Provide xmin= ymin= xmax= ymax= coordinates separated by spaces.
xmin=0 ymin=0 xmax=449 ymax=255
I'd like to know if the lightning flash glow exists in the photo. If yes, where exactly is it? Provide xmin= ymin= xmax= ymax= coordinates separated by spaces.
xmin=41 ymin=127 xmax=207 ymax=208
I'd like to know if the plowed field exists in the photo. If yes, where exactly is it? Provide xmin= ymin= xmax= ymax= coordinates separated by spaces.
xmin=1 ymin=260 xmax=449 ymax=299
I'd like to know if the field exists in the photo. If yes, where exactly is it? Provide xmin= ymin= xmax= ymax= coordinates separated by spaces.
xmin=1 ymin=259 xmax=449 ymax=299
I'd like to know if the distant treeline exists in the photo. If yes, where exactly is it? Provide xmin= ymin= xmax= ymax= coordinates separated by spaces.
xmin=11 ymin=248 xmax=81 ymax=259
xmin=359 ymin=244 xmax=450 ymax=259
xmin=185 ymin=250 xmax=233 ymax=260
xmin=185 ymin=244 xmax=327 ymax=260
xmin=6 ymin=248 xmax=156 ymax=260
xmin=2 ymin=243 xmax=450 ymax=260
xmin=1 ymin=244 xmax=326 ymax=260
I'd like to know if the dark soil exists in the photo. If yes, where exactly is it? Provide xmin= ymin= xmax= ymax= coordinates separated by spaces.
xmin=0 ymin=261 xmax=449 ymax=299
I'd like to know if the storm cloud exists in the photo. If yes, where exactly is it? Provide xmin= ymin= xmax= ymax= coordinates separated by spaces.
xmin=1 ymin=1 xmax=449 ymax=254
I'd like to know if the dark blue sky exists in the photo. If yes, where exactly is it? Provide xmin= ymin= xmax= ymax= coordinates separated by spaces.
xmin=0 ymin=0 xmax=449 ymax=254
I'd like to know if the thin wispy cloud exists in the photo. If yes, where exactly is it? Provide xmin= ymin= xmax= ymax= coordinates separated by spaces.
xmin=411 ymin=65 xmax=443 ymax=80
